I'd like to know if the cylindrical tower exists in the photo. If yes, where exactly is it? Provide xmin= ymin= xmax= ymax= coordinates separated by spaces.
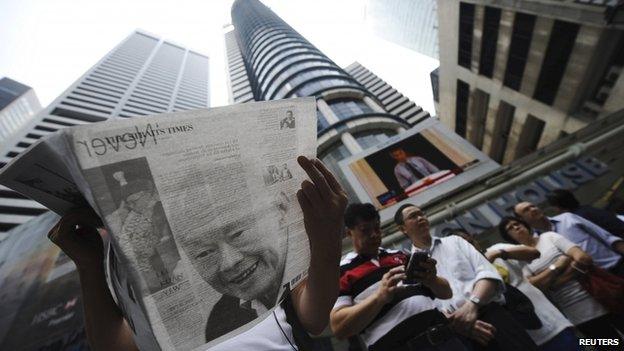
xmin=231 ymin=0 xmax=411 ymax=199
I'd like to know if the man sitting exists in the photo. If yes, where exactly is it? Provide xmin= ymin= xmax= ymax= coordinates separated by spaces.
xmin=330 ymin=203 xmax=466 ymax=351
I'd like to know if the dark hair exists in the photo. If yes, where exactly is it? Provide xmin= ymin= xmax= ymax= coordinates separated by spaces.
xmin=546 ymin=189 xmax=580 ymax=211
xmin=344 ymin=203 xmax=379 ymax=228
xmin=448 ymin=228 xmax=470 ymax=238
xmin=497 ymin=216 xmax=531 ymax=244
xmin=394 ymin=204 xmax=416 ymax=226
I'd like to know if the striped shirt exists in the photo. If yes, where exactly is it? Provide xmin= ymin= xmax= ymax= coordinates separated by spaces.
xmin=334 ymin=248 xmax=437 ymax=346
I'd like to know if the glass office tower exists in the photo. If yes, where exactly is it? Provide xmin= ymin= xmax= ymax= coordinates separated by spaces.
xmin=228 ymin=0 xmax=416 ymax=199
xmin=0 ymin=30 xmax=210 ymax=238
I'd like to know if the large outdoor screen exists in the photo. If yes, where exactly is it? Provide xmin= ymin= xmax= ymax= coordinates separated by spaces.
xmin=339 ymin=119 xmax=500 ymax=222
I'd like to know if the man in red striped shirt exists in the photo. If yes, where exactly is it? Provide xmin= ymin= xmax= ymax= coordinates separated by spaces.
xmin=330 ymin=203 xmax=466 ymax=351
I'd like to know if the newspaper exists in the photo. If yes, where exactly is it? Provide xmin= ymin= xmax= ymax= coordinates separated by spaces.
xmin=0 ymin=97 xmax=318 ymax=350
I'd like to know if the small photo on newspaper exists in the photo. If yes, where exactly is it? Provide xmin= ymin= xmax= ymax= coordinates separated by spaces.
xmin=0 ymin=97 xmax=318 ymax=350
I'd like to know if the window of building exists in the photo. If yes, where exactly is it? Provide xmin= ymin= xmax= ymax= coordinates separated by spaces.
xmin=468 ymin=89 xmax=490 ymax=149
xmin=589 ymin=35 xmax=624 ymax=106
xmin=328 ymin=99 xmax=373 ymax=120
xmin=533 ymin=20 xmax=580 ymax=105
xmin=273 ymin=69 xmax=347 ymax=98
xmin=489 ymin=101 xmax=515 ymax=163
xmin=35 ymin=125 xmax=57 ymax=133
xmin=458 ymin=2 xmax=475 ymax=69
xmin=317 ymin=109 xmax=329 ymax=132
xmin=292 ymin=78 xmax=360 ymax=98
xmin=514 ymin=114 xmax=545 ymax=159
xmin=430 ymin=68 xmax=439 ymax=103
xmin=479 ymin=7 xmax=501 ymax=78
xmin=320 ymin=143 xmax=358 ymax=202
xmin=504 ymin=12 xmax=536 ymax=90
xmin=455 ymin=80 xmax=470 ymax=137
xmin=26 ymin=133 xmax=43 ymax=139
xmin=353 ymin=130 xmax=397 ymax=150
xmin=265 ymin=60 xmax=335 ymax=97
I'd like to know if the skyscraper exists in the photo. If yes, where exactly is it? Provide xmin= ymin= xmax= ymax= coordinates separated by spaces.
xmin=225 ymin=26 xmax=255 ymax=105
xmin=437 ymin=0 xmax=624 ymax=164
xmin=364 ymin=0 xmax=439 ymax=59
xmin=227 ymin=0 xmax=421 ymax=200
xmin=344 ymin=62 xmax=431 ymax=126
xmin=0 ymin=77 xmax=41 ymax=145
xmin=0 ymin=30 xmax=210 ymax=238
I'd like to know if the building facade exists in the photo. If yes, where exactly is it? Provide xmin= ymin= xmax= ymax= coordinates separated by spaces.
xmin=345 ymin=62 xmax=431 ymax=125
xmin=364 ymin=0 xmax=439 ymax=59
xmin=226 ymin=0 xmax=431 ymax=200
xmin=225 ymin=26 xmax=256 ymax=105
xmin=0 ymin=77 xmax=41 ymax=145
xmin=0 ymin=30 xmax=209 ymax=238
xmin=437 ymin=0 xmax=624 ymax=165
xmin=430 ymin=67 xmax=440 ymax=113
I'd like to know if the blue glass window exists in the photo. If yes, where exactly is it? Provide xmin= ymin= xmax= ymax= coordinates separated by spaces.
xmin=258 ymin=53 xmax=323 ymax=86
xmin=256 ymin=47 xmax=314 ymax=81
xmin=317 ymin=109 xmax=329 ymax=132
xmin=292 ymin=78 xmax=359 ymax=97
xmin=328 ymin=99 xmax=374 ymax=120
xmin=265 ymin=61 xmax=336 ymax=98
xmin=273 ymin=69 xmax=347 ymax=98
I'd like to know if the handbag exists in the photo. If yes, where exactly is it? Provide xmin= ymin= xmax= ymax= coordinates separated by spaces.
xmin=494 ymin=264 xmax=542 ymax=330
xmin=503 ymin=283 xmax=543 ymax=330
xmin=579 ymin=266 xmax=624 ymax=314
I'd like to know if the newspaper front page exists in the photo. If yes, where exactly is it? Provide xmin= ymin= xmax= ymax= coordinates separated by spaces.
xmin=0 ymin=98 xmax=317 ymax=350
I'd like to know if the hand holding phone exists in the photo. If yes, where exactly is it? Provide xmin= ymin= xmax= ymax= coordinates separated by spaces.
xmin=405 ymin=251 xmax=430 ymax=284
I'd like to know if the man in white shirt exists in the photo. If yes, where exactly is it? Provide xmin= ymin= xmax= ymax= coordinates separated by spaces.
xmin=394 ymin=204 xmax=538 ymax=351
xmin=514 ymin=201 xmax=624 ymax=276
xmin=47 ymin=156 xmax=347 ymax=351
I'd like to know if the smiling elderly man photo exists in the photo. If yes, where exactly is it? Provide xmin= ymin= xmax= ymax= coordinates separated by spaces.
xmin=176 ymin=190 xmax=292 ymax=342
xmin=180 ymin=212 xmax=288 ymax=342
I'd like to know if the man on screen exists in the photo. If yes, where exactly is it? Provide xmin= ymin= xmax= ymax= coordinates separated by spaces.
xmin=390 ymin=147 xmax=440 ymax=190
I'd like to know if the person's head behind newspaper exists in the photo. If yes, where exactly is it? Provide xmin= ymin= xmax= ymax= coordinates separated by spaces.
xmin=112 ymin=171 xmax=156 ymax=212
xmin=178 ymin=195 xmax=289 ymax=305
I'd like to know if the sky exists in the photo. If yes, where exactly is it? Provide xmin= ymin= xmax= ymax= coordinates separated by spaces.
xmin=0 ymin=0 xmax=439 ymax=113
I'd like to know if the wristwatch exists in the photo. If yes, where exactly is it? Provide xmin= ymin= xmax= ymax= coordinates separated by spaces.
xmin=468 ymin=295 xmax=482 ymax=307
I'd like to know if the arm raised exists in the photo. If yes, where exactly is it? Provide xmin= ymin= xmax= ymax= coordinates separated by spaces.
xmin=48 ymin=209 xmax=138 ymax=351
xmin=291 ymin=156 xmax=348 ymax=335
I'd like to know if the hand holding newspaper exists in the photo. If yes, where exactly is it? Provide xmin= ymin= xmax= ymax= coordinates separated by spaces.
xmin=0 ymin=98 xmax=318 ymax=350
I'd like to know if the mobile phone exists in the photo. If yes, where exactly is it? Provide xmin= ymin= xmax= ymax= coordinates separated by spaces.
xmin=405 ymin=251 xmax=429 ymax=284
